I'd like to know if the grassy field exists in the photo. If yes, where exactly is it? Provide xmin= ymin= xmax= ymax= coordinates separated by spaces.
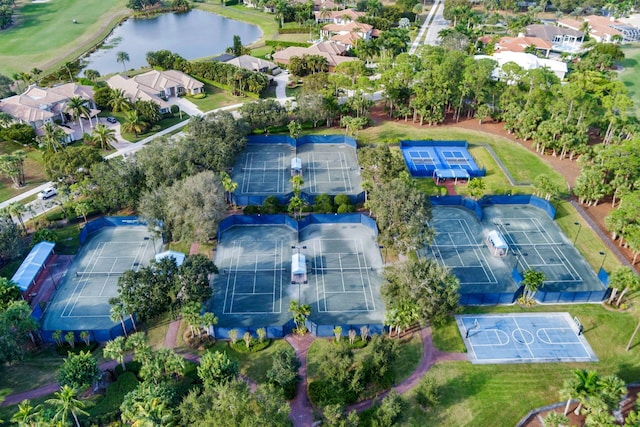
xmin=401 ymin=303 xmax=640 ymax=427
xmin=0 ymin=142 xmax=48 ymax=203
xmin=185 ymin=85 xmax=239 ymax=112
xmin=620 ymin=44 xmax=640 ymax=119
xmin=0 ymin=0 xmax=129 ymax=76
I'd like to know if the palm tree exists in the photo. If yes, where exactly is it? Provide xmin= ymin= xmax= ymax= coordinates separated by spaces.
xmin=45 ymin=385 xmax=89 ymax=427
xmin=66 ymin=96 xmax=89 ymax=134
xmin=560 ymin=369 xmax=600 ymax=416
xmin=116 ymin=51 xmax=130 ymax=73
xmin=521 ymin=269 xmax=546 ymax=304
xmin=109 ymin=297 xmax=128 ymax=337
xmin=91 ymin=124 xmax=117 ymax=150
xmin=8 ymin=202 xmax=28 ymax=234
xmin=108 ymin=89 xmax=131 ymax=113
xmin=121 ymin=110 xmax=148 ymax=138
xmin=220 ymin=171 xmax=238 ymax=205
xmin=40 ymin=122 xmax=66 ymax=153
xmin=104 ymin=336 xmax=128 ymax=371
xmin=11 ymin=399 xmax=42 ymax=426
xmin=200 ymin=312 xmax=218 ymax=338
xmin=0 ymin=112 xmax=13 ymax=127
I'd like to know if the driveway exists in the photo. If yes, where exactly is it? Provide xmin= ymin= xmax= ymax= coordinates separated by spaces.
xmin=170 ymin=97 xmax=203 ymax=116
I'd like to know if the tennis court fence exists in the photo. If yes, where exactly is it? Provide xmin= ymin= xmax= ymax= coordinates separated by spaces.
xmin=430 ymin=195 xmax=556 ymax=221
xmin=39 ymin=317 xmax=135 ymax=344
xmin=213 ymin=319 xmax=385 ymax=339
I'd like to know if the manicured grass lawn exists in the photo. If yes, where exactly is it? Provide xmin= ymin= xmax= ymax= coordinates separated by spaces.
xmin=0 ymin=143 xmax=48 ymax=203
xmin=357 ymin=122 xmax=566 ymax=194
xmin=620 ymin=45 xmax=640 ymax=119
xmin=406 ymin=303 xmax=640 ymax=427
xmin=206 ymin=339 xmax=294 ymax=383
xmin=144 ymin=312 xmax=173 ymax=350
xmin=195 ymin=3 xmax=279 ymax=44
xmin=0 ymin=0 xmax=129 ymax=76
xmin=167 ymin=241 xmax=215 ymax=257
xmin=0 ymin=348 xmax=64 ymax=394
xmin=114 ymin=114 xmax=189 ymax=143
xmin=185 ymin=85 xmax=239 ymax=112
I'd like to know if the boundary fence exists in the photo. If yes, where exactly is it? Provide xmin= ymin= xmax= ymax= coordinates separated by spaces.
xmin=218 ymin=213 xmax=378 ymax=239
xmin=431 ymin=196 xmax=606 ymax=305
xmin=39 ymin=216 xmax=147 ymax=343
xmin=233 ymin=135 xmax=364 ymax=206
xmin=215 ymin=213 xmax=380 ymax=337
xmin=400 ymin=140 xmax=487 ymax=178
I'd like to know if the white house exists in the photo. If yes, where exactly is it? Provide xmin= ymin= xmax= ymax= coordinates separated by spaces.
xmin=474 ymin=51 xmax=568 ymax=81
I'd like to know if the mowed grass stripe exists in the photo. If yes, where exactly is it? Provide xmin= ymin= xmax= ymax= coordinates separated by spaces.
xmin=0 ymin=0 xmax=128 ymax=75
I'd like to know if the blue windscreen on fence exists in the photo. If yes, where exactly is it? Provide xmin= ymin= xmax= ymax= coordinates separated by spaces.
xmin=218 ymin=214 xmax=378 ymax=239
xmin=246 ymin=134 xmax=357 ymax=149
xmin=400 ymin=140 xmax=486 ymax=178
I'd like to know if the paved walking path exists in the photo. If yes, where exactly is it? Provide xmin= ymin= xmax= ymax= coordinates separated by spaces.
xmin=286 ymin=333 xmax=316 ymax=427
xmin=284 ymin=328 xmax=466 ymax=426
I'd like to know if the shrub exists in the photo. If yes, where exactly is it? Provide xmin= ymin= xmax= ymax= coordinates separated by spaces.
xmin=89 ymin=371 xmax=139 ymax=416
xmin=170 ymin=105 xmax=180 ymax=114
xmin=243 ymin=205 xmax=261 ymax=214
xmin=337 ymin=204 xmax=355 ymax=213
xmin=265 ymin=40 xmax=312 ymax=48
xmin=191 ymin=93 xmax=206 ymax=99
xmin=229 ymin=338 xmax=271 ymax=353
xmin=262 ymin=195 xmax=281 ymax=214
xmin=334 ymin=194 xmax=351 ymax=206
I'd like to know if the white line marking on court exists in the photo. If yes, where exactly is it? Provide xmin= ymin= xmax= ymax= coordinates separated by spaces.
xmin=512 ymin=317 xmax=535 ymax=358
xmin=536 ymin=328 xmax=580 ymax=345
xmin=470 ymin=329 xmax=510 ymax=346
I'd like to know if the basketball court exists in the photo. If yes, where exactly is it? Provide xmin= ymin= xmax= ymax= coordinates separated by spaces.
xmin=41 ymin=226 xmax=162 ymax=332
xmin=457 ymin=313 xmax=598 ymax=364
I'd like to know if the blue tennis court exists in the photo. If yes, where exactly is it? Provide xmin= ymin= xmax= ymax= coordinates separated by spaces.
xmin=400 ymin=140 xmax=485 ymax=178
xmin=456 ymin=313 xmax=598 ymax=364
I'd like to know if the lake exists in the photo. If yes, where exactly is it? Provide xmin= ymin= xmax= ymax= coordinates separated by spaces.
xmin=82 ymin=9 xmax=261 ymax=76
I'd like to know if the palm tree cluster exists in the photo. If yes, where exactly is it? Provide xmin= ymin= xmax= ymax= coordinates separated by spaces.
xmin=560 ymin=369 xmax=627 ymax=426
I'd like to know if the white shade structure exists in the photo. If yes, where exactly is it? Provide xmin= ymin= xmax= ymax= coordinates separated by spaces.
xmin=486 ymin=230 xmax=508 ymax=257
xmin=291 ymin=253 xmax=307 ymax=284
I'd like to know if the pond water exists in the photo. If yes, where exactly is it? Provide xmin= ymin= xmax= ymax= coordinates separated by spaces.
xmin=82 ymin=9 xmax=261 ymax=76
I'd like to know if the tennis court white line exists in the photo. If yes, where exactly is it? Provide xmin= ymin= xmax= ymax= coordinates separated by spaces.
xmin=222 ymin=240 xmax=284 ymax=315
xmin=469 ymin=329 xmax=510 ymax=346
xmin=512 ymin=317 xmax=535 ymax=358
xmin=62 ymin=240 xmax=110 ymax=318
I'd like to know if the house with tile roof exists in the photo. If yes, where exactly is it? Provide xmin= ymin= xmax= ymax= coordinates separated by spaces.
xmin=273 ymin=41 xmax=356 ymax=71
xmin=558 ymin=15 xmax=640 ymax=43
xmin=314 ymin=8 xmax=364 ymax=24
xmin=224 ymin=55 xmax=282 ymax=75
xmin=0 ymin=83 xmax=98 ymax=143
xmin=321 ymin=21 xmax=373 ymax=49
xmin=479 ymin=35 xmax=552 ymax=57
xmin=106 ymin=70 xmax=203 ymax=114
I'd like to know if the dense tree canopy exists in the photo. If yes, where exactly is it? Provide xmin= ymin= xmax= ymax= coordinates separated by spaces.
xmin=57 ymin=351 xmax=101 ymax=390
xmin=382 ymin=257 xmax=459 ymax=330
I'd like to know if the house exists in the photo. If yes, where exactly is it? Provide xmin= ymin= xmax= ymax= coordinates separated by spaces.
xmin=0 ymin=83 xmax=98 ymax=143
xmin=321 ymin=21 xmax=373 ymax=49
xmin=223 ymin=55 xmax=282 ymax=75
xmin=479 ymin=35 xmax=552 ymax=57
xmin=474 ymin=51 xmax=568 ymax=81
xmin=525 ymin=24 xmax=585 ymax=54
xmin=273 ymin=41 xmax=357 ymax=72
xmin=558 ymin=15 xmax=640 ymax=43
xmin=314 ymin=8 xmax=364 ymax=24
xmin=106 ymin=69 xmax=203 ymax=114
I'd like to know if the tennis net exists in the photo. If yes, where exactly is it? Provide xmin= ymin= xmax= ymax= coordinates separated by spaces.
xmin=221 ymin=267 xmax=288 ymax=274
xmin=76 ymin=271 xmax=126 ymax=277
xmin=241 ymin=167 xmax=355 ymax=172
xmin=313 ymin=266 xmax=375 ymax=272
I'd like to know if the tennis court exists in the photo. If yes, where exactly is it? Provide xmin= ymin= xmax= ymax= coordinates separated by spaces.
xmin=457 ymin=313 xmax=598 ymax=364
xmin=41 ymin=226 xmax=162 ymax=332
xmin=424 ymin=204 xmax=604 ymax=303
xmin=210 ymin=220 xmax=384 ymax=331
xmin=231 ymin=142 xmax=362 ymax=197
xmin=400 ymin=140 xmax=484 ymax=178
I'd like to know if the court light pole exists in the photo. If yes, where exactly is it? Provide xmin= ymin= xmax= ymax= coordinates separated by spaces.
xmin=598 ymin=251 xmax=607 ymax=273
xmin=573 ymin=221 xmax=581 ymax=246
xmin=379 ymin=245 xmax=385 ymax=265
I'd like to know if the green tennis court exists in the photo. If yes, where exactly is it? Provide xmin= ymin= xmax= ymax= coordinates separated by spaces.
xmin=231 ymin=143 xmax=363 ymax=196
xmin=209 ymin=222 xmax=384 ymax=330
xmin=423 ymin=204 xmax=604 ymax=302
xmin=41 ymin=226 xmax=162 ymax=332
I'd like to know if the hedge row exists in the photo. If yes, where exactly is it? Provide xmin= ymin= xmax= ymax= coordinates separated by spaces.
xmin=277 ymin=27 xmax=308 ymax=34
xmin=265 ymin=40 xmax=312 ymax=48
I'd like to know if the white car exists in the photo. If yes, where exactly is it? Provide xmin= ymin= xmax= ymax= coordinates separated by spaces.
xmin=38 ymin=187 xmax=58 ymax=200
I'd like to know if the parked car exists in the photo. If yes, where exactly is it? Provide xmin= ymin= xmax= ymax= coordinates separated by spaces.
xmin=106 ymin=116 xmax=117 ymax=123
xmin=37 ymin=187 xmax=57 ymax=200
